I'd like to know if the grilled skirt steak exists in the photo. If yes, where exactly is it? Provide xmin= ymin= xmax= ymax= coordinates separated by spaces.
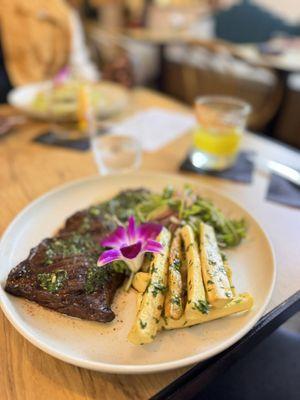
xmin=5 ymin=189 xmax=150 ymax=322
xmin=5 ymin=234 xmax=125 ymax=322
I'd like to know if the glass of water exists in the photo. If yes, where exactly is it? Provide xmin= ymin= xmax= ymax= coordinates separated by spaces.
xmin=90 ymin=132 xmax=142 ymax=175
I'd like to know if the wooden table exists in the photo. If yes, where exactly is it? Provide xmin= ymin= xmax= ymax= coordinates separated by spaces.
xmin=0 ymin=88 xmax=300 ymax=400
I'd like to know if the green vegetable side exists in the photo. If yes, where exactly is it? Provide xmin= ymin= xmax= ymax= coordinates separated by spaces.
xmin=133 ymin=185 xmax=247 ymax=248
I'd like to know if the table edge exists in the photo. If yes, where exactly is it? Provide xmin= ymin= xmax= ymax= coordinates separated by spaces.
xmin=151 ymin=290 xmax=300 ymax=400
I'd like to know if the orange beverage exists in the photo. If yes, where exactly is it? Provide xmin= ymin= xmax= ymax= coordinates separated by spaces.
xmin=191 ymin=96 xmax=251 ymax=170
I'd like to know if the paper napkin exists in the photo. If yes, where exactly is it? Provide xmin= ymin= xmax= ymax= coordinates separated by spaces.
xmin=110 ymin=108 xmax=196 ymax=152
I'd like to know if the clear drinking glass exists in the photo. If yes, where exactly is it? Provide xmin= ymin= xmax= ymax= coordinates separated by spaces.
xmin=191 ymin=96 xmax=251 ymax=170
xmin=91 ymin=132 xmax=141 ymax=175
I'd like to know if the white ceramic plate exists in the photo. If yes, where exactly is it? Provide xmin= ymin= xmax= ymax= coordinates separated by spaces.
xmin=8 ymin=81 xmax=129 ymax=121
xmin=0 ymin=172 xmax=275 ymax=374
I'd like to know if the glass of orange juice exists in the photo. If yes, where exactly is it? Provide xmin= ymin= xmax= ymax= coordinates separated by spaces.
xmin=191 ymin=96 xmax=251 ymax=170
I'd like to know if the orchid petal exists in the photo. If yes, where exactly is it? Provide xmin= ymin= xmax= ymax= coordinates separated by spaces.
xmin=120 ymin=241 xmax=142 ymax=259
xmin=97 ymin=216 xmax=164 ymax=277
xmin=143 ymin=239 xmax=163 ymax=254
xmin=101 ymin=226 xmax=127 ymax=248
xmin=97 ymin=249 xmax=122 ymax=266
xmin=138 ymin=223 xmax=162 ymax=241
xmin=53 ymin=66 xmax=70 ymax=85
xmin=127 ymin=215 xmax=137 ymax=242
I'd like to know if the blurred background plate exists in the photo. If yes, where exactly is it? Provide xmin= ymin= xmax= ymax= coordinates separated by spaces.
xmin=7 ymin=80 xmax=129 ymax=122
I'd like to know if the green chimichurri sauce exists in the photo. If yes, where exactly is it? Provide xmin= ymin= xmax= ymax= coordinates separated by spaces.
xmin=85 ymin=265 xmax=112 ymax=294
xmin=44 ymin=233 xmax=103 ymax=266
xmin=88 ymin=189 xmax=151 ymax=225
xmin=37 ymin=270 xmax=68 ymax=293
xmin=193 ymin=300 xmax=210 ymax=314
xmin=85 ymin=260 xmax=128 ymax=294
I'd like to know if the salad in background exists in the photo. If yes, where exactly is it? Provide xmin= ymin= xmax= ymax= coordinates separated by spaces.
xmin=31 ymin=68 xmax=107 ymax=121
xmin=22 ymin=67 xmax=129 ymax=123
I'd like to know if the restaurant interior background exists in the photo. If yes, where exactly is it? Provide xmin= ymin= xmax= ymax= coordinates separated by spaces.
xmin=1 ymin=0 xmax=300 ymax=147
xmin=0 ymin=1 xmax=300 ymax=400
xmin=79 ymin=0 xmax=300 ymax=148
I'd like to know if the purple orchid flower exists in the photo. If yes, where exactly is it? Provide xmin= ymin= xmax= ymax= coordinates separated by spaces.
xmin=53 ymin=66 xmax=70 ymax=86
xmin=98 ymin=216 xmax=163 ymax=273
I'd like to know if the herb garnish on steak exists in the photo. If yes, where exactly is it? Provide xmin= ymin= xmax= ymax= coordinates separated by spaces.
xmin=5 ymin=189 xmax=150 ymax=322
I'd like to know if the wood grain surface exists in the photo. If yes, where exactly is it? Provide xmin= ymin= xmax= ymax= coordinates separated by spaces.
xmin=1 ymin=88 xmax=299 ymax=400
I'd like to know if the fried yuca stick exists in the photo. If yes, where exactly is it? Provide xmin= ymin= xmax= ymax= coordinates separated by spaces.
xmin=200 ymin=222 xmax=233 ymax=308
xmin=132 ymin=272 xmax=150 ymax=294
xmin=181 ymin=225 xmax=208 ymax=319
xmin=224 ymin=260 xmax=236 ymax=297
xmin=128 ymin=228 xmax=171 ymax=345
xmin=165 ymin=228 xmax=184 ymax=320
xmin=161 ymin=293 xmax=253 ymax=330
